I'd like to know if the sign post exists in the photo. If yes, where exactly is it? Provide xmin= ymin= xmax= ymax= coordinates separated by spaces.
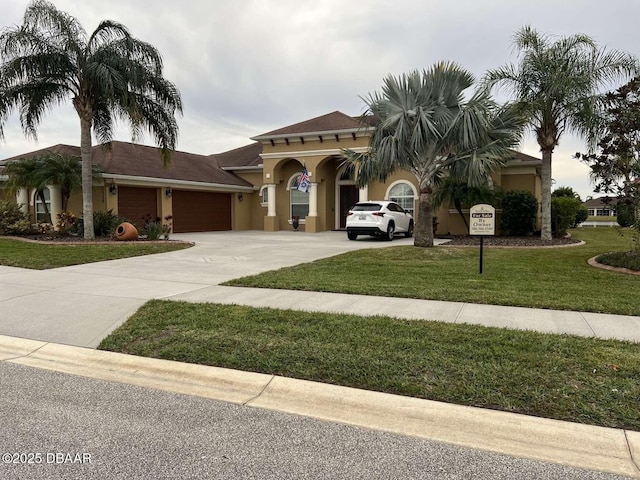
xmin=469 ymin=204 xmax=496 ymax=274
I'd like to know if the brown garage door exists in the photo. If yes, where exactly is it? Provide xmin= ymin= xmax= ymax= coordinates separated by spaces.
xmin=172 ymin=190 xmax=231 ymax=233
xmin=118 ymin=187 xmax=158 ymax=224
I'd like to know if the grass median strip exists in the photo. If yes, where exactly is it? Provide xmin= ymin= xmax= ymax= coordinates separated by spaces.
xmin=223 ymin=228 xmax=640 ymax=316
xmin=99 ymin=300 xmax=640 ymax=431
xmin=0 ymin=238 xmax=192 ymax=269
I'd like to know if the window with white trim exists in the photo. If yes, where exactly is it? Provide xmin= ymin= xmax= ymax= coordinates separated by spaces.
xmin=35 ymin=188 xmax=51 ymax=223
xmin=260 ymin=186 xmax=268 ymax=206
xmin=388 ymin=182 xmax=415 ymax=215
xmin=289 ymin=174 xmax=309 ymax=219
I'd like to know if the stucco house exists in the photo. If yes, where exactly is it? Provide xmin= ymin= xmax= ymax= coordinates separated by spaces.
xmin=583 ymin=197 xmax=617 ymax=217
xmin=0 ymin=111 xmax=542 ymax=235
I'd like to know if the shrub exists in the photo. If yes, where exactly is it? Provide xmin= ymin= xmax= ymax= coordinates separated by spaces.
xmin=574 ymin=205 xmax=588 ymax=226
xmin=551 ymin=196 xmax=581 ymax=237
xmin=93 ymin=209 xmax=126 ymax=237
xmin=73 ymin=209 xmax=126 ymax=237
xmin=141 ymin=213 xmax=172 ymax=240
xmin=501 ymin=190 xmax=538 ymax=236
xmin=616 ymin=199 xmax=636 ymax=228
xmin=55 ymin=211 xmax=78 ymax=234
xmin=0 ymin=200 xmax=31 ymax=235
xmin=596 ymin=251 xmax=640 ymax=271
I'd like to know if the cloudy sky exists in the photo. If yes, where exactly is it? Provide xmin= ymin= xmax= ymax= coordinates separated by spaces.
xmin=0 ymin=0 xmax=637 ymax=199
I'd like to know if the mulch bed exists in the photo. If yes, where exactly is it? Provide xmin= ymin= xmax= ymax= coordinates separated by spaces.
xmin=3 ymin=234 xmax=183 ymax=244
xmin=440 ymin=236 xmax=582 ymax=248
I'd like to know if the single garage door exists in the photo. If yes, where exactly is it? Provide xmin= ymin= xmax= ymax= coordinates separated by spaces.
xmin=118 ymin=187 xmax=158 ymax=224
xmin=172 ymin=190 xmax=231 ymax=233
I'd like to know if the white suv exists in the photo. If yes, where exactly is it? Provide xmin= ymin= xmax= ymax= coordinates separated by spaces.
xmin=346 ymin=201 xmax=414 ymax=241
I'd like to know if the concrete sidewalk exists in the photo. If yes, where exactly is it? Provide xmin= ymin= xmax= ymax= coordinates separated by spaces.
xmin=170 ymin=285 xmax=640 ymax=343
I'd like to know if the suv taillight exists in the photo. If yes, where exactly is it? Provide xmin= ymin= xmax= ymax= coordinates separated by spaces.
xmin=347 ymin=211 xmax=353 ymax=216
xmin=372 ymin=212 xmax=385 ymax=217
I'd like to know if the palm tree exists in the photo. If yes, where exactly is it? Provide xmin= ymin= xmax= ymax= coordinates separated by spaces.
xmin=0 ymin=0 xmax=182 ymax=239
xmin=38 ymin=153 xmax=97 ymax=211
xmin=485 ymin=26 xmax=637 ymax=241
xmin=3 ymin=157 xmax=50 ymax=222
xmin=3 ymin=152 xmax=100 ymax=222
xmin=432 ymin=175 xmax=499 ymax=234
xmin=344 ymin=62 xmax=524 ymax=247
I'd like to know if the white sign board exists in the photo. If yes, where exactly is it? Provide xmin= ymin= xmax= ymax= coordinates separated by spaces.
xmin=469 ymin=204 xmax=495 ymax=236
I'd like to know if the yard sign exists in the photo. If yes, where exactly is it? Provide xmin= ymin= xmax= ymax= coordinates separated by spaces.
xmin=469 ymin=204 xmax=495 ymax=236
xmin=469 ymin=204 xmax=495 ymax=274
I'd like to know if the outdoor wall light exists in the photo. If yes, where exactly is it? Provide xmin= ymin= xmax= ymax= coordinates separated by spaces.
xmin=165 ymin=187 xmax=172 ymax=198
xmin=109 ymin=183 xmax=117 ymax=195
xmin=237 ymin=193 xmax=243 ymax=202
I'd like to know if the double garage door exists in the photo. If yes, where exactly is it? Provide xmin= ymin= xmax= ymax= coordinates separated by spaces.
xmin=118 ymin=187 xmax=231 ymax=233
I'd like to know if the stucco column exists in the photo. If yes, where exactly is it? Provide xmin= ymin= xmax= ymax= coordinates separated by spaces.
xmin=267 ymin=184 xmax=276 ymax=216
xmin=16 ymin=189 xmax=29 ymax=214
xmin=48 ymin=184 xmax=62 ymax=228
xmin=308 ymin=182 xmax=318 ymax=217
xmin=359 ymin=185 xmax=369 ymax=202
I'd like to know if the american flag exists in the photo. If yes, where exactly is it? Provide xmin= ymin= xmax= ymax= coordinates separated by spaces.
xmin=297 ymin=167 xmax=311 ymax=193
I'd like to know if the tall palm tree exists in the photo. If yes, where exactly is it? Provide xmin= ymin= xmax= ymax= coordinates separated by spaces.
xmin=485 ymin=26 xmax=637 ymax=241
xmin=0 ymin=0 xmax=182 ymax=239
xmin=344 ymin=62 xmax=524 ymax=247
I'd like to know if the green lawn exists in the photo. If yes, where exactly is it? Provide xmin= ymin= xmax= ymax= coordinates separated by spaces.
xmin=0 ymin=237 xmax=192 ymax=269
xmin=224 ymin=228 xmax=640 ymax=315
xmin=99 ymin=300 xmax=640 ymax=431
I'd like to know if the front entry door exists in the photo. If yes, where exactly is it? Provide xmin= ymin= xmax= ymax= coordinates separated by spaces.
xmin=339 ymin=185 xmax=359 ymax=228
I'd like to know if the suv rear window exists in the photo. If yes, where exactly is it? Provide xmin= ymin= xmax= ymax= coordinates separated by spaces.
xmin=351 ymin=203 xmax=382 ymax=212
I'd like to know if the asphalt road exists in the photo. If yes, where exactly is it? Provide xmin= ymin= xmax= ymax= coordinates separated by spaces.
xmin=0 ymin=363 xmax=629 ymax=480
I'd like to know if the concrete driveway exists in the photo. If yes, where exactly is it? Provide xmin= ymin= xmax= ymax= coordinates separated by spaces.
xmin=0 ymin=231 xmax=419 ymax=347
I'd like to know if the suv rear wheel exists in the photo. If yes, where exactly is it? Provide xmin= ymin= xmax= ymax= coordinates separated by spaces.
xmin=347 ymin=231 xmax=358 ymax=241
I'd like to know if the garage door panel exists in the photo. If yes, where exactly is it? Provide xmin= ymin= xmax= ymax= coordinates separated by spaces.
xmin=172 ymin=190 xmax=231 ymax=233
xmin=118 ymin=187 xmax=158 ymax=225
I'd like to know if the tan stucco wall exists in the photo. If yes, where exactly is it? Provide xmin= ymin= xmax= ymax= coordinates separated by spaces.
xmin=500 ymin=173 xmax=537 ymax=193
xmin=233 ymin=171 xmax=263 ymax=230
xmin=65 ymin=187 xmax=106 ymax=217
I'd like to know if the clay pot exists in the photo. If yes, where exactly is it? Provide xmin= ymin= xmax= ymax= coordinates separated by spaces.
xmin=115 ymin=222 xmax=138 ymax=241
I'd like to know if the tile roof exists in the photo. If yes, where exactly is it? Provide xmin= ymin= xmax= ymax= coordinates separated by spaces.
xmin=212 ymin=142 xmax=263 ymax=168
xmin=506 ymin=150 xmax=541 ymax=163
xmin=94 ymin=142 xmax=252 ymax=186
xmin=0 ymin=144 xmax=81 ymax=165
xmin=252 ymin=111 xmax=373 ymax=139
xmin=583 ymin=196 xmax=618 ymax=207
xmin=1 ymin=142 xmax=252 ymax=188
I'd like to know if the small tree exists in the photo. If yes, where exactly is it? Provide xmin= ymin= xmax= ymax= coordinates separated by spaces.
xmin=501 ymin=190 xmax=538 ymax=236
xmin=552 ymin=186 xmax=588 ymax=227
xmin=551 ymin=196 xmax=582 ymax=236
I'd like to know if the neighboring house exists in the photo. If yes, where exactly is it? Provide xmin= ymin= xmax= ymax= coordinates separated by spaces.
xmin=583 ymin=197 xmax=618 ymax=217
xmin=0 ymin=111 xmax=543 ymax=235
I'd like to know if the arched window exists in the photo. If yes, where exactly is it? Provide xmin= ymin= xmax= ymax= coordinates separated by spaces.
xmin=288 ymin=174 xmax=309 ymax=219
xmin=259 ymin=185 xmax=268 ymax=206
xmin=35 ymin=188 xmax=51 ymax=223
xmin=388 ymin=182 xmax=416 ymax=215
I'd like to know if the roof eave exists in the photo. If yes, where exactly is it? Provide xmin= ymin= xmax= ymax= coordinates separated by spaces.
xmin=100 ymin=174 xmax=255 ymax=191
xmin=221 ymin=165 xmax=263 ymax=172
xmin=251 ymin=126 xmax=374 ymax=142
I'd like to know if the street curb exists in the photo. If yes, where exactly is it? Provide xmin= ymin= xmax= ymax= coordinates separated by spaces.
xmin=1 ymin=334 xmax=638 ymax=478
